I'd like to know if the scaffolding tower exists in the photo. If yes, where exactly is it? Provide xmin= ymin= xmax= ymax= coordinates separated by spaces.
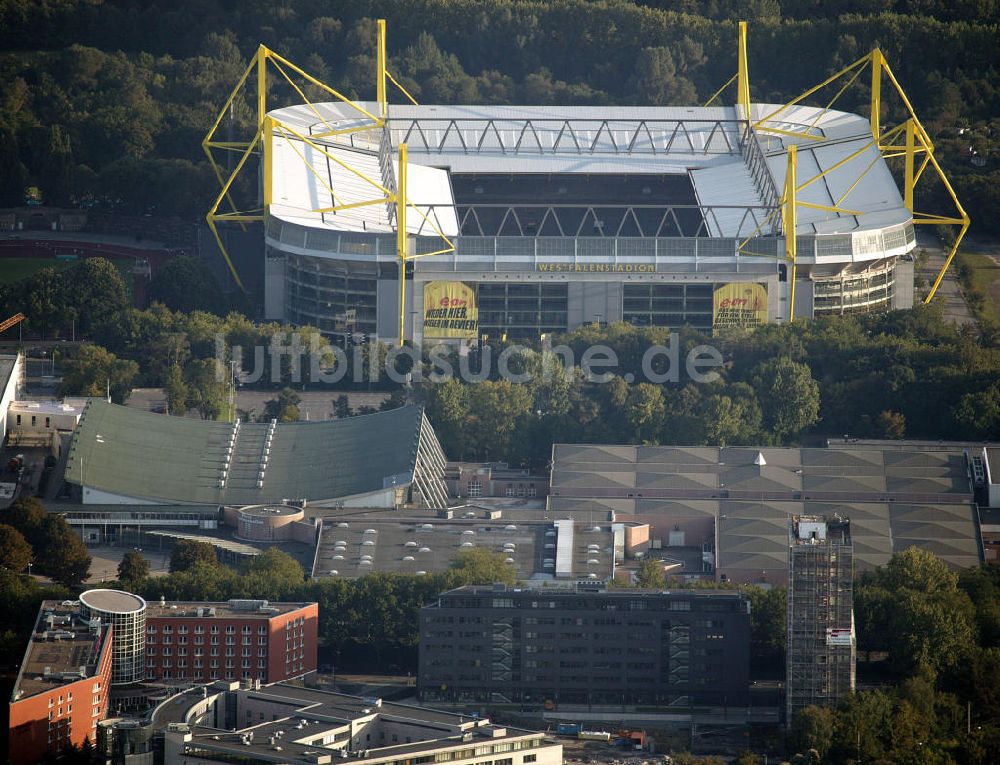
xmin=786 ymin=515 xmax=856 ymax=726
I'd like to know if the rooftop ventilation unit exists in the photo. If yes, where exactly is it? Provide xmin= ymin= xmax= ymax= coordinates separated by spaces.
xmin=228 ymin=599 xmax=269 ymax=611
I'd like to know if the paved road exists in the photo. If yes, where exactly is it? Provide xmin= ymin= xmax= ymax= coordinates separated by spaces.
xmin=83 ymin=545 xmax=171 ymax=584
xmin=916 ymin=236 xmax=976 ymax=327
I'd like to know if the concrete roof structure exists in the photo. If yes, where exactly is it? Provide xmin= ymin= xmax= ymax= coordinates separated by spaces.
xmin=63 ymin=399 xmax=448 ymax=508
xmin=79 ymin=589 xmax=146 ymax=614
xmin=548 ymin=443 xmax=983 ymax=583
xmin=144 ymin=599 xmax=313 ymax=620
xmin=157 ymin=682 xmax=558 ymax=765
xmin=550 ymin=444 xmax=974 ymax=504
xmin=11 ymin=600 xmax=112 ymax=702
xmin=144 ymin=531 xmax=263 ymax=559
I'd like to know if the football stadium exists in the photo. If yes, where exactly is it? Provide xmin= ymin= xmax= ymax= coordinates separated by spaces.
xmin=205 ymin=22 xmax=967 ymax=344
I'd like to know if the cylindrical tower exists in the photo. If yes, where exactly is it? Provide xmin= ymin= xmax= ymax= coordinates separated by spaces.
xmin=80 ymin=589 xmax=147 ymax=685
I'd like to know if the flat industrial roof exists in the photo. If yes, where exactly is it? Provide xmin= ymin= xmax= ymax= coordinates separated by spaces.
xmin=8 ymin=399 xmax=83 ymax=416
xmin=312 ymin=516 xmax=615 ymax=581
xmin=158 ymin=682 xmax=552 ymax=765
xmin=548 ymin=443 xmax=982 ymax=577
xmin=985 ymin=447 xmax=1000 ymax=484
xmin=144 ymin=600 xmax=313 ymax=620
xmin=12 ymin=600 xmax=111 ymax=702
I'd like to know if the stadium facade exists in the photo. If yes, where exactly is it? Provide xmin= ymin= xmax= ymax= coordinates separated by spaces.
xmin=262 ymin=100 xmax=914 ymax=342
xmin=205 ymin=22 xmax=966 ymax=345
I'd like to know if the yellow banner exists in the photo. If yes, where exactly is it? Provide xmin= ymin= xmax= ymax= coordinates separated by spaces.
xmin=713 ymin=283 xmax=768 ymax=328
xmin=423 ymin=281 xmax=478 ymax=339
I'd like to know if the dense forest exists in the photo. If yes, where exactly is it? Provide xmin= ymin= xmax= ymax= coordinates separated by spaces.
xmin=0 ymin=0 xmax=998 ymax=232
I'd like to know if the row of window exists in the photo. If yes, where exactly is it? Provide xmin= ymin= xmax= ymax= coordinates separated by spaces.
xmin=148 ymin=636 xmax=267 ymax=645
xmin=436 ymin=597 xmax=735 ymax=612
xmin=159 ymin=669 xmax=265 ymax=681
xmin=149 ymin=623 xmax=267 ymax=634
xmin=148 ymin=659 xmax=265 ymax=669
xmin=147 ymin=647 xmax=266 ymax=657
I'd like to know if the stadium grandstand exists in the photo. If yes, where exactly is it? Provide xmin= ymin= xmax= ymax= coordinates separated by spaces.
xmin=63 ymin=399 xmax=448 ymax=508
xmin=205 ymin=21 xmax=967 ymax=345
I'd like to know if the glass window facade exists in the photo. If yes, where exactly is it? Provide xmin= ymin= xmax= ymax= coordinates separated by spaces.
xmin=813 ymin=265 xmax=894 ymax=316
xmin=283 ymin=252 xmax=393 ymax=337
xmin=80 ymin=591 xmax=146 ymax=686
xmin=622 ymin=283 xmax=713 ymax=330
xmin=477 ymin=283 xmax=568 ymax=340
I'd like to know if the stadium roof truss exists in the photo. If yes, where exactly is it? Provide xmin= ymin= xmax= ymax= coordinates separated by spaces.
xmin=708 ymin=23 xmax=969 ymax=306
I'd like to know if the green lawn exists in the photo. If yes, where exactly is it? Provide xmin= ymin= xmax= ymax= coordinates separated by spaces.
xmin=0 ymin=257 xmax=136 ymax=291
xmin=0 ymin=257 xmax=75 ymax=284
xmin=956 ymin=252 xmax=1000 ymax=326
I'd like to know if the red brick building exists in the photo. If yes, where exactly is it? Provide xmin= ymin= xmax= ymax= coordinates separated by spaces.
xmin=142 ymin=599 xmax=318 ymax=684
xmin=8 ymin=601 xmax=113 ymax=765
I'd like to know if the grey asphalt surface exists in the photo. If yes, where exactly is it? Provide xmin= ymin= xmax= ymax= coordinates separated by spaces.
xmin=916 ymin=236 xmax=976 ymax=327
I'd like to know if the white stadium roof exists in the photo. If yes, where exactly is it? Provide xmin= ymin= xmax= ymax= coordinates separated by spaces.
xmin=265 ymin=100 xmax=909 ymax=241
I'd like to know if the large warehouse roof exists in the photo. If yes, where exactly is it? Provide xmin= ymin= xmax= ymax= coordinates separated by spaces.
xmin=64 ymin=399 xmax=447 ymax=507
xmin=548 ymin=443 xmax=982 ymax=579
xmin=311 ymin=515 xmax=615 ymax=581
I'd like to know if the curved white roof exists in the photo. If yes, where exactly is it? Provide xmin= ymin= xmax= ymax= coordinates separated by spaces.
xmin=265 ymin=100 xmax=910 ymax=243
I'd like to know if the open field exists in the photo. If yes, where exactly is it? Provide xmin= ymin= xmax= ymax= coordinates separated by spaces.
xmin=0 ymin=257 xmax=76 ymax=284
xmin=0 ymin=255 xmax=136 ymax=286
xmin=955 ymin=251 xmax=1000 ymax=326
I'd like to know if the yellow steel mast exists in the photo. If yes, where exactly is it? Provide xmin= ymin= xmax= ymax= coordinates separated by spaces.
xmin=711 ymin=22 xmax=970 ymax=306
xmin=397 ymin=143 xmax=409 ymax=346
xmin=784 ymin=145 xmax=797 ymax=322
xmin=737 ymin=21 xmax=751 ymax=120
xmin=204 ymin=20 xmax=453 ymax=345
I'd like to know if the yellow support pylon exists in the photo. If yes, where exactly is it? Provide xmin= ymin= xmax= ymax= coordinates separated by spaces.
xmin=737 ymin=21 xmax=751 ymax=120
xmin=397 ymin=143 xmax=409 ymax=347
xmin=377 ymin=19 xmax=388 ymax=119
xmin=784 ymin=145 xmax=797 ymax=323
xmin=870 ymin=49 xmax=882 ymax=143
xmin=715 ymin=25 xmax=970 ymax=305
xmin=203 ymin=19 xmax=446 ymax=308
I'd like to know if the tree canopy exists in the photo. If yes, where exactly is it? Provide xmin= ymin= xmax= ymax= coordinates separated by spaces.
xmin=168 ymin=539 xmax=218 ymax=572
xmin=148 ymin=255 xmax=223 ymax=314
xmin=3 ymin=497 xmax=91 ymax=586
xmin=0 ymin=0 xmax=995 ymax=232
xmin=117 ymin=550 xmax=150 ymax=585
